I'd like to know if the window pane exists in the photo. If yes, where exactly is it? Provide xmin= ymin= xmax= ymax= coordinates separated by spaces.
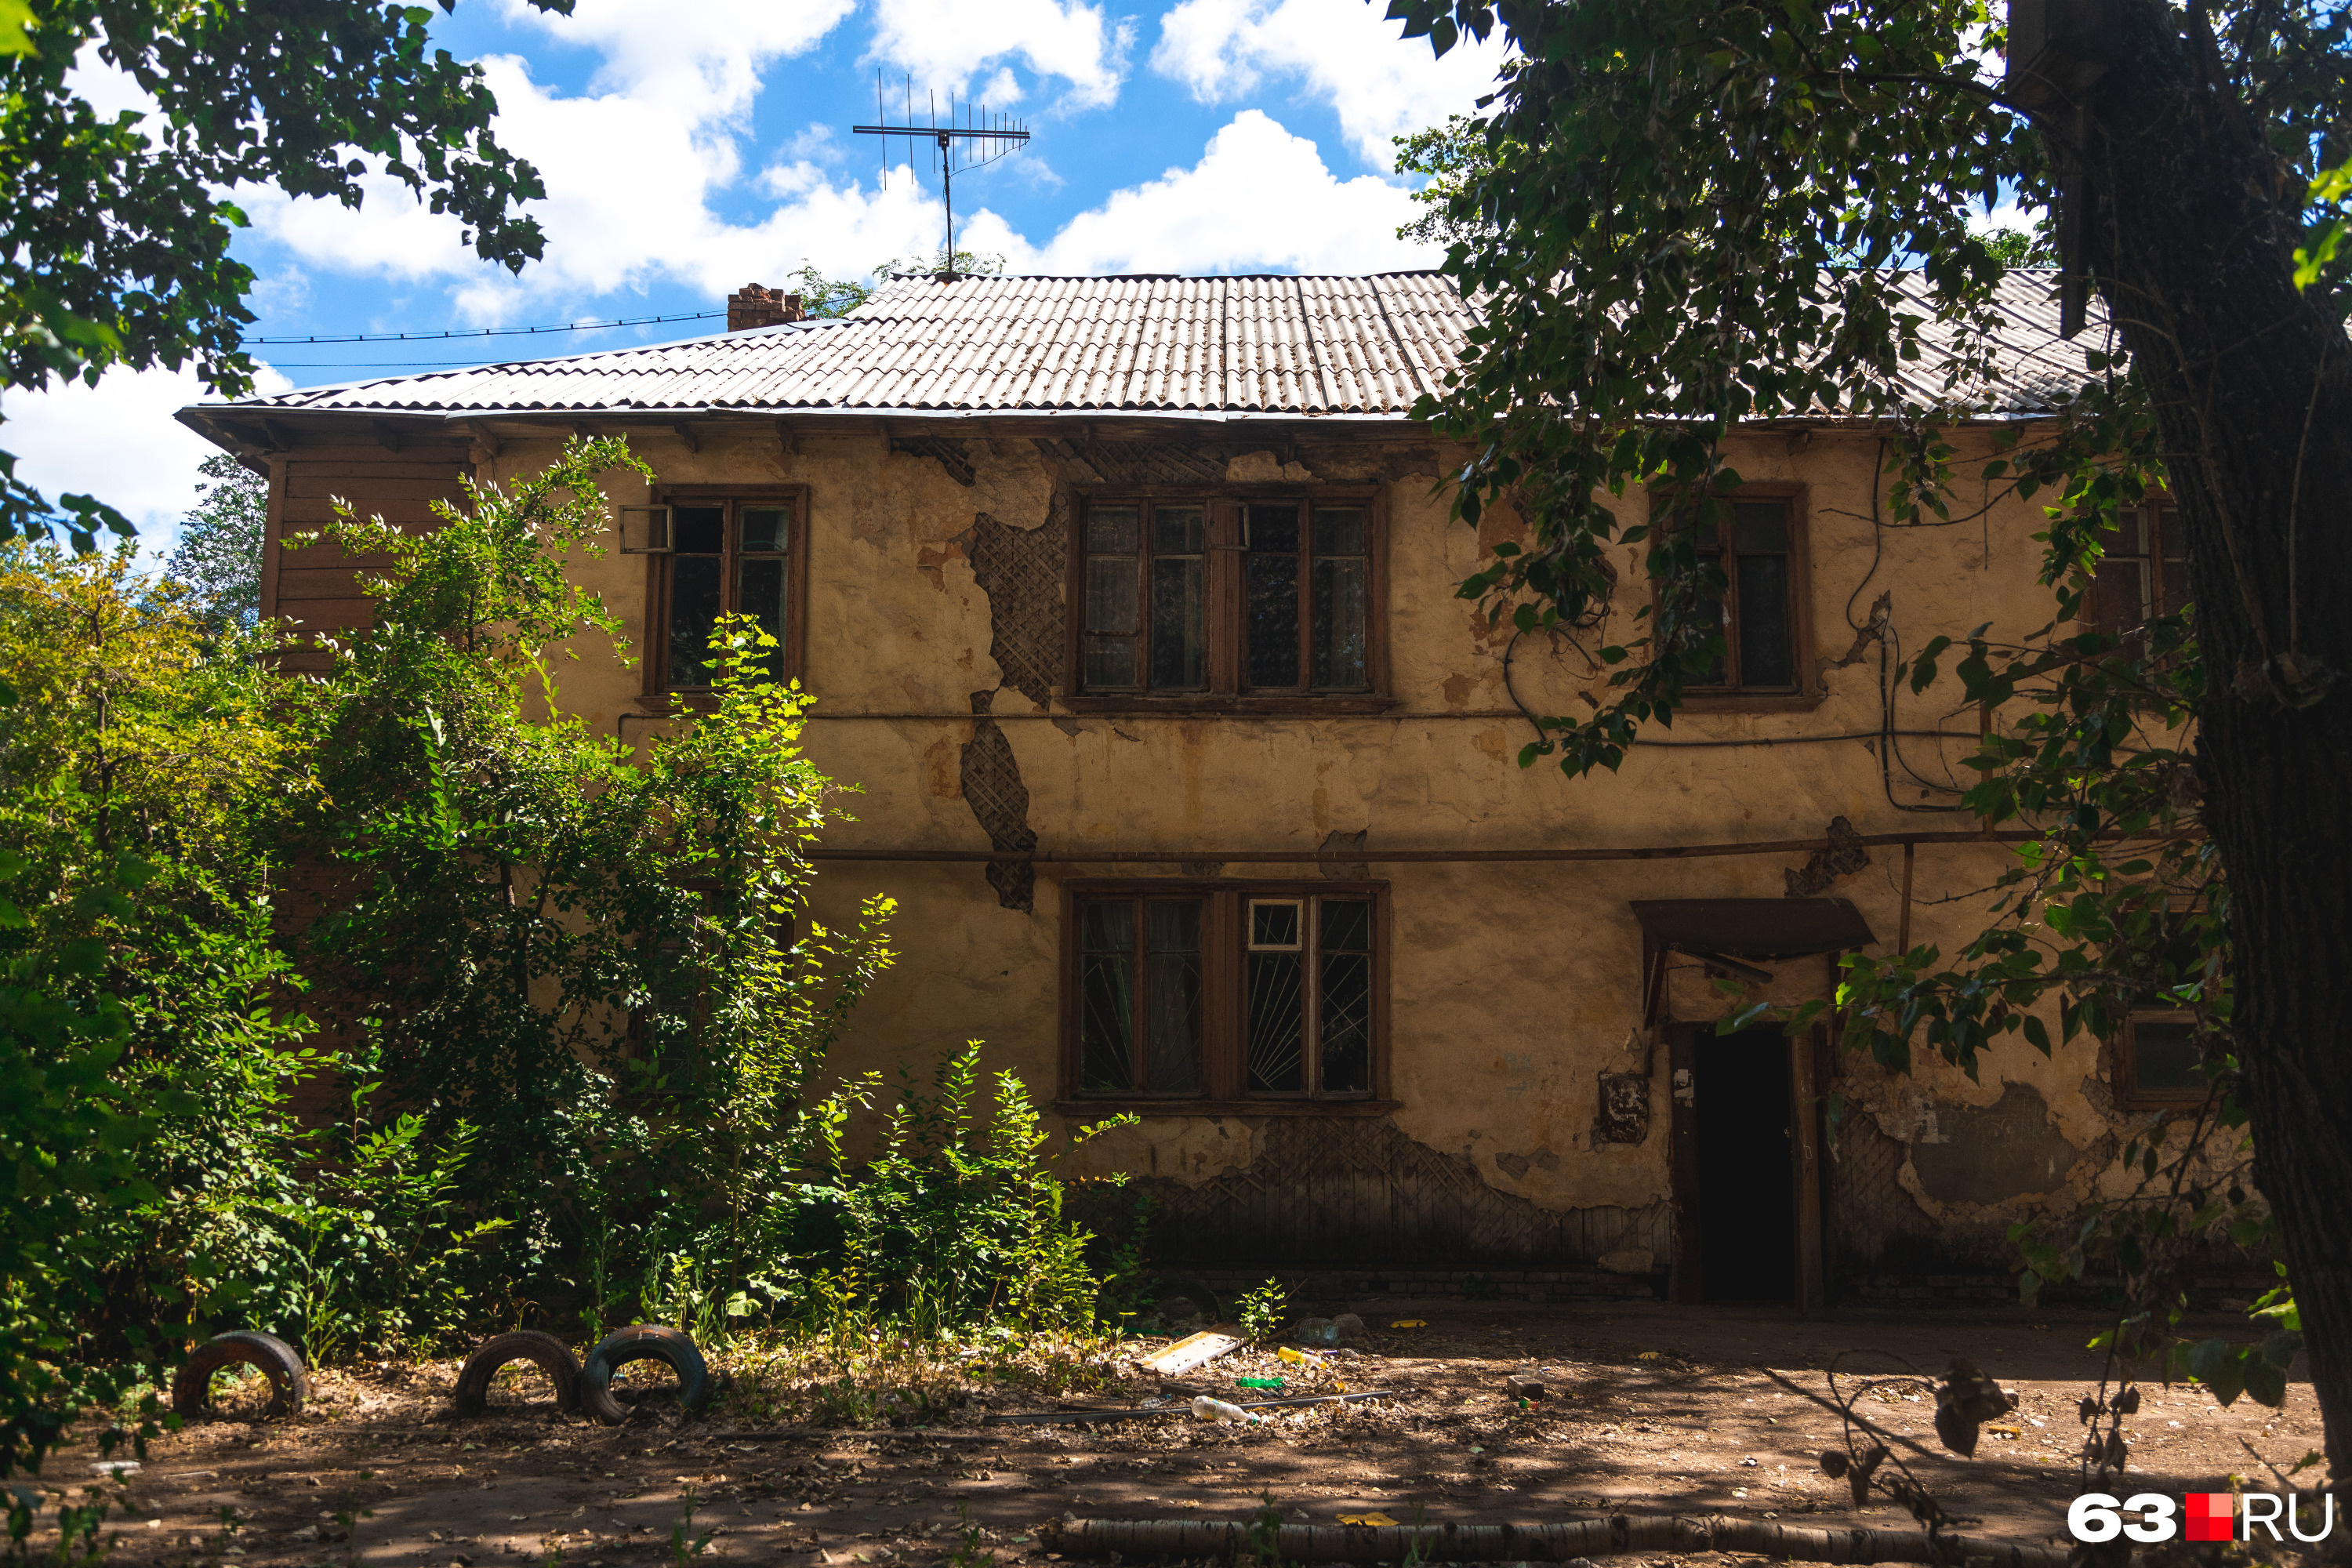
xmin=1250 ymin=901 xmax=1301 ymax=948
xmin=1247 ymin=503 xmax=1300 ymax=553
xmin=1317 ymin=897 xmax=1373 ymax=1097
xmin=1734 ymin=549 xmax=1794 ymax=687
xmin=741 ymin=506 xmax=788 ymax=552
xmin=668 ymin=555 xmax=722 ymax=687
xmin=1084 ymin=555 xmax=1138 ymax=634
xmin=1247 ymin=554 xmax=1300 ymax=687
xmin=1080 ymin=899 xmax=1134 ymax=952
xmin=1312 ymin=506 xmax=1367 ymax=555
xmin=1144 ymin=901 xmax=1202 ymax=1094
xmin=1320 ymin=898 xmax=1371 ymax=953
xmin=1152 ymin=506 xmax=1205 ymax=554
xmin=736 ymin=557 xmax=786 ymax=679
xmin=1078 ymin=901 xmax=1136 ymax=1094
xmin=1319 ymin=949 xmax=1371 ymax=1095
xmin=1732 ymin=502 xmax=1788 ymax=554
xmin=1084 ymin=636 xmax=1138 ymax=689
xmin=1687 ymin=585 xmax=1727 ymax=687
xmin=1247 ymin=950 xmax=1305 ymax=1093
xmin=674 ymin=506 xmax=725 ymax=554
xmin=2092 ymin=558 xmax=2152 ymax=630
xmin=1312 ymin=557 xmax=1368 ymax=689
xmin=2132 ymin=1019 xmax=2202 ymax=1094
xmin=1149 ymin=557 xmax=1207 ymax=688
xmin=1087 ymin=505 xmax=1140 ymax=554
xmin=2155 ymin=507 xmax=2190 ymax=616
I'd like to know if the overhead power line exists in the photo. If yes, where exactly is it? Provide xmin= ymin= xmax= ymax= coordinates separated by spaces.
xmin=245 ymin=310 xmax=724 ymax=346
xmin=262 ymin=359 xmax=510 ymax=368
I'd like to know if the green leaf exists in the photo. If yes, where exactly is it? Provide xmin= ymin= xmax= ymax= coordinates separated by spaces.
xmin=0 ymin=0 xmax=34 ymax=57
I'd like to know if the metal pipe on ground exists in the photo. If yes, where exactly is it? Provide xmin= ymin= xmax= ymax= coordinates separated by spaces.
xmin=1044 ymin=1515 xmax=2073 ymax=1567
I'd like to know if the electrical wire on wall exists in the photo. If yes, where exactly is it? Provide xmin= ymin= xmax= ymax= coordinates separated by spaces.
xmin=1492 ymin=442 xmax=1985 ymax=788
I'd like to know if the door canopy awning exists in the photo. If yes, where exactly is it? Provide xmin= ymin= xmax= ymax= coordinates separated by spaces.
xmin=1630 ymin=898 xmax=1877 ymax=961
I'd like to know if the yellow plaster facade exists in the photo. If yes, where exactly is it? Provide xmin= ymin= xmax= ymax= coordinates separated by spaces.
xmin=393 ymin=414 xmax=2154 ymax=1301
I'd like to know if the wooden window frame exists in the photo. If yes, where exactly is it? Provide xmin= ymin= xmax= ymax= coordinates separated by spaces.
xmin=2082 ymin=495 xmax=2188 ymax=637
xmin=1648 ymin=481 xmax=1820 ymax=712
xmin=2114 ymin=1009 xmax=2208 ymax=1110
xmin=641 ymin=485 xmax=811 ymax=699
xmin=1062 ymin=487 xmax=1395 ymax=715
xmin=1055 ymin=878 xmax=1396 ymax=1116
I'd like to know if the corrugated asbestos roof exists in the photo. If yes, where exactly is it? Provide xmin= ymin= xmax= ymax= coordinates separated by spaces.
xmin=205 ymin=270 xmax=2093 ymax=420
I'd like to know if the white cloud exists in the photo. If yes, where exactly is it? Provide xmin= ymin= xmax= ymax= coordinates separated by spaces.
xmin=496 ymin=0 xmax=857 ymax=114
xmin=1970 ymin=201 xmax=2036 ymax=234
xmin=239 ymin=0 xmax=863 ymax=321
xmin=1029 ymin=111 xmax=1436 ymax=273
xmin=1152 ymin=0 xmax=1508 ymax=165
xmin=0 ymin=361 xmax=293 ymax=555
xmin=866 ymin=0 xmax=1134 ymax=111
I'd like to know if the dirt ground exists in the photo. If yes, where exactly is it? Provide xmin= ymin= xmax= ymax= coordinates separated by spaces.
xmin=38 ymin=1300 xmax=2328 ymax=1567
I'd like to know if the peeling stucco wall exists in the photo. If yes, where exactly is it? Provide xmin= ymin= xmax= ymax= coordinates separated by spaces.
xmin=453 ymin=419 xmax=2212 ymax=1282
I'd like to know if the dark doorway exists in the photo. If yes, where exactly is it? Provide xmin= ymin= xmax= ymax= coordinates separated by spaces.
xmin=1692 ymin=1028 xmax=1795 ymax=1301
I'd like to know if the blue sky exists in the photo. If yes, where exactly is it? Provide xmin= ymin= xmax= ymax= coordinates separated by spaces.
xmin=2 ymin=0 xmax=1509 ymax=554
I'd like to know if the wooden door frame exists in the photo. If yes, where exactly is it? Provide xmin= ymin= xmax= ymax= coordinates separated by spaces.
xmin=1668 ymin=1020 xmax=1829 ymax=1310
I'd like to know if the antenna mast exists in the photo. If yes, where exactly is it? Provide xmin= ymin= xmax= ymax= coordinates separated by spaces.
xmin=855 ymin=74 xmax=1031 ymax=281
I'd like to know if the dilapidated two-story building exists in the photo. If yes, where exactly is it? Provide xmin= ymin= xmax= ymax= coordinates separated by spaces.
xmin=180 ymin=270 xmax=2216 ymax=1308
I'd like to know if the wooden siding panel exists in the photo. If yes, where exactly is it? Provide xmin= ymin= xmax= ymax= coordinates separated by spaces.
xmin=263 ymin=451 xmax=470 ymax=629
xmin=274 ymin=597 xmax=378 ymax=628
xmin=276 ymin=567 xmax=376 ymax=602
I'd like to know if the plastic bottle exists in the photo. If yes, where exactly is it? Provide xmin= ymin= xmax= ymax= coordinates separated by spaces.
xmin=1190 ymin=1396 xmax=1258 ymax=1423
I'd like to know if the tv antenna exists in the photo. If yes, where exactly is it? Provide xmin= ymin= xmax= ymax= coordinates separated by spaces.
xmin=855 ymin=74 xmax=1030 ymax=281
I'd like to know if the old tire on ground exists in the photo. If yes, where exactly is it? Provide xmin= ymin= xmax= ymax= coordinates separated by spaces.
xmin=1156 ymin=1276 xmax=1225 ymax=1323
xmin=455 ymin=1331 xmax=583 ymax=1417
xmin=172 ymin=1331 xmax=310 ymax=1421
xmin=579 ymin=1325 xmax=710 ymax=1425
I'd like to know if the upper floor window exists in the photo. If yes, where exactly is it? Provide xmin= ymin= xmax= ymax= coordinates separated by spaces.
xmin=1652 ymin=487 xmax=1813 ymax=701
xmin=2085 ymin=501 xmax=2190 ymax=638
xmin=622 ymin=490 xmax=808 ymax=694
xmin=2116 ymin=1011 xmax=2205 ymax=1109
xmin=1073 ymin=493 xmax=1384 ymax=706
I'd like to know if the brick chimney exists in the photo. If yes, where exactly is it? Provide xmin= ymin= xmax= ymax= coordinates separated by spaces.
xmin=727 ymin=283 xmax=806 ymax=332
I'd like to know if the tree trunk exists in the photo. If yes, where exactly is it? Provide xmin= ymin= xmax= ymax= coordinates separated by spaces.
xmin=2082 ymin=0 xmax=2352 ymax=1489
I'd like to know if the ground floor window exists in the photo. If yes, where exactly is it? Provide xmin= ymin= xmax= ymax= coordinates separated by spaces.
xmin=1065 ymin=882 xmax=1385 ymax=1107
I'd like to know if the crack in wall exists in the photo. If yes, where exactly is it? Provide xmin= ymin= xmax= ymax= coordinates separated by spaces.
xmin=967 ymin=503 xmax=1066 ymax=706
xmin=892 ymin=434 xmax=977 ymax=487
xmin=960 ymin=688 xmax=1038 ymax=911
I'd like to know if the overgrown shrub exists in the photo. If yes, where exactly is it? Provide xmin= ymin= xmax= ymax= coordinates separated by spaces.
xmin=0 ymin=439 xmax=1142 ymax=1490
